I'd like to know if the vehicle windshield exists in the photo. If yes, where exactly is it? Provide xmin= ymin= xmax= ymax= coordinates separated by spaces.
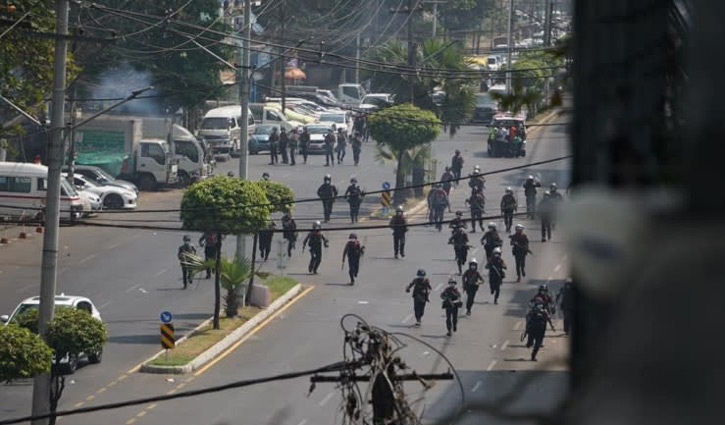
xmin=307 ymin=126 xmax=330 ymax=135
xmin=78 ymin=176 xmax=99 ymax=187
xmin=319 ymin=114 xmax=345 ymax=123
xmin=11 ymin=304 xmax=71 ymax=322
xmin=362 ymin=96 xmax=388 ymax=106
xmin=492 ymin=119 xmax=524 ymax=128
xmin=476 ymin=93 xmax=496 ymax=106
xmin=201 ymin=117 xmax=231 ymax=130
xmin=255 ymin=125 xmax=277 ymax=135
xmin=94 ymin=168 xmax=116 ymax=182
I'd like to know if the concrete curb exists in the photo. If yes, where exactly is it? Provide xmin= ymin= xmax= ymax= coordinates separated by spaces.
xmin=140 ymin=283 xmax=303 ymax=374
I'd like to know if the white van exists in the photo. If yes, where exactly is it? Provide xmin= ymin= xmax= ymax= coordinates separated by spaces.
xmin=198 ymin=106 xmax=255 ymax=155
xmin=0 ymin=162 xmax=83 ymax=221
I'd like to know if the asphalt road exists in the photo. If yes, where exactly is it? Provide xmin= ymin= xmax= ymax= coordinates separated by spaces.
xmin=0 ymin=112 xmax=571 ymax=424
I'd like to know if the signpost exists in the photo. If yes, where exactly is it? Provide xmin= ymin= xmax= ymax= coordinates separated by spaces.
xmin=160 ymin=311 xmax=175 ymax=361
xmin=381 ymin=182 xmax=392 ymax=214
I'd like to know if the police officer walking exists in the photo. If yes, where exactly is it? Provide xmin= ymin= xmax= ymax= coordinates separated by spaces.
xmin=441 ymin=167 xmax=454 ymax=195
xmin=281 ymin=212 xmax=297 ymax=257
xmin=344 ymin=177 xmax=365 ymax=223
xmin=279 ymin=127 xmax=289 ymax=164
xmin=485 ymin=247 xmax=507 ymax=304
xmin=258 ymin=221 xmax=275 ymax=261
xmin=317 ymin=174 xmax=338 ymax=222
xmin=466 ymin=189 xmax=485 ymax=232
xmin=500 ymin=187 xmax=518 ymax=232
xmin=481 ymin=222 xmax=503 ymax=261
xmin=288 ymin=128 xmax=298 ymax=165
xmin=302 ymin=221 xmax=329 ymax=274
xmin=538 ymin=191 xmax=554 ymax=242
xmin=268 ymin=127 xmax=279 ymax=165
xmin=389 ymin=205 xmax=408 ymax=259
xmin=523 ymin=175 xmax=540 ymax=219
xmin=351 ymin=132 xmax=362 ymax=166
xmin=449 ymin=210 xmax=467 ymax=232
xmin=448 ymin=227 xmax=470 ymax=275
xmin=299 ymin=127 xmax=310 ymax=164
xmin=468 ymin=166 xmax=485 ymax=193
xmin=336 ymin=128 xmax=347 ymax=164
xmin=451 ymin=149 xmax=464 ymax=183
xmin=342 ymin=233 xmax=365 ymax=285
xmin=440 ymin=279 xmax=463 ymax=336
xmin=509 ymin=224 xmax=531 ymax=282
xmin=525 ymin=304 xmax=555 ymax=361
xmin=429 ymin=184 xmax=450 ymax=231
xmin=324 ymin=129 xmax=335 ymax=166
xmin=178 ymin=235 xmax=197 ymax=289
xmin=548 ymin=183 xmax=564 ymax=229
xmin=461 ymin=258 xmax=484 ymax=315
xmin=556 ymin=279 xmax=575 ymax=335
xmin=406 ymin=269 xmax=432 ymax=326
xmin=198 ymin=231 xmax=219 ymax=279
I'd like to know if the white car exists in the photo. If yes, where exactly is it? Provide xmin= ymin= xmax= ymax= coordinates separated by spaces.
xmin=317 ymin=112 xmax=353 ymax=137
xmin=305 ymin=123 xmax=334 ymax=153
xmin=77 ymin=189 xmax=102 ymax=215
xmin=359 ymin=93 xmax=394 ymax=112
xmin=65 ymin=173 xmax=138 ymax=210
xmin=1 ymin=294 xmax=104 ymax=372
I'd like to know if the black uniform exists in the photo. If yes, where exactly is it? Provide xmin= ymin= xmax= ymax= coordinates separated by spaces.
xmin=485 ymin=256 xmax=507 ymax=304
xmin=468 ymin=173 xmax=485 ymax=193
xmin=317 ymin=182 xmax=338 ymax=222
xmin=523 ymin=179 xmax=540 ymax=219
xmin=429 ymin=188 xmax=449 ymax=231
xmin=177 ymin=243 xmax=196 ymax=289
xmin=449 ymin=230 xmax=470 ymax=275
xmin=351 ymin=135 xmax=362 ymax=165
xmin=510 ymin=232 xmax=530 ymax=281
xmin=441 ymin=170 xmax=454 ymax=195
xmin=448 ymin=215 xmax=467 ymax=232
xmin=389 ymin=214 xmax=407 ymax=258
xmin=281 ymin=215 xmax=297 ymax=257
xmin=336 ymin=132 xmax=347 ymax=163
xmin=451 ymin=154 xmax=464 ymax=182
xmin=288 ymin=132 xmax=298 ymax=165
xmin=440 ymin=286 xmax=462 ymax=334
xmin=526 ymin=307 xmax=554 ymax=361
xmin=556 ymin=284 xmax=574 ymax=335
xmin=303 ymin=230 xmax=328 ymax=274
xmin=481 ymin=229 xmax=503 ymax=261
xmin=406 ymin=277 xmax=432 ymax=324
xmin=500 ymin=193 xmax=517 ymax=232
xmin=279 ymin=129 xmax=289 ymax=164
xmin=342 ymin=239 xmax=365 ymax=284
xmin=268 ymin=131 xmax=279 ymax=164
xmin=461 ymin=268 xmax=483 ymax=313
xmin=538 ymin=196 xmax=554 ymax=241
xmin=198 ymin=232 xmax=219 ymax=278
xmin=344 ymin=184 xmax=365 ymax=223
xmin=324 ymin=133 xmax=335 ymax=166
xmin=258 ymin=222 xmax=275 ymax=261
xmin=549 ymin=191 xmax=564 ymax=228
xmin=466 ymin=191 xmax=485 ymax=232
xmin=299 ymin=130 xmax=310 ymax=163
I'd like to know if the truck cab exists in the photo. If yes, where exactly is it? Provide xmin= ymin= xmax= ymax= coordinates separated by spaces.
xmin=120 ymin=139 xmax=178 ymax=191
xmin=337 ymin=84 xmax=367 ymax=106
xmin=169 ymin=125 xmax=213 ymax=186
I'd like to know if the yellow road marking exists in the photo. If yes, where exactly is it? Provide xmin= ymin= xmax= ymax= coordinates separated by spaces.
xmin=118 ymin=374 xmax=128 ymax=381
xmin=126 ymin=419 xmax=136 ymax=425
xmin=97 ymin=387 xmax=106 ymax=394
xmin=193 ymin=285 xmax=314 ymax=377
xmin=85 ymin=395 xmax=95 ymax=401
xmin=136 ymin=411 xmax=147 ymax=418
xmin=147 ymin=403 xmax=158 ymax=410
xmin=74 ymin=402 xmax=85 ymax=408
xmin=108 ymin=380 xmax=118 ymax=387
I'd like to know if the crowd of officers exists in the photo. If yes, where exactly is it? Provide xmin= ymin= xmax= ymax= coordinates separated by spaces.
xmin=178 ymin=148 xmax=570 ymax=360
xmin=266 ymin=125 xmax=365 ymax=167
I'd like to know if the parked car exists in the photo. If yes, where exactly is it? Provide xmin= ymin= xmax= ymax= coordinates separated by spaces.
xmin=62 ymin=165 xmax=139 ymax=195
xmin=77 ymin=189 xmax=102 ymax=215
xmin=305 ymin=123 xmax=334 ymax=153
xmin=359 ymin=93 xmax=394 ymax=112
xmin=249 ymin=124 xmax=281 ymax=154
xmin=1 ymin=295 xmax=104 ymax=373
xmin=64 ymin=173 xmax=138 ymax=210
xmin=317 ymin=112 xmax=353 ymax=137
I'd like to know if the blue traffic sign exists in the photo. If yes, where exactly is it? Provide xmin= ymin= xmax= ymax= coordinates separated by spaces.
xmin=160 ymin=311 xmax=173 ymax=324
xmin=382 ymin=181 xmax=391 ymax=190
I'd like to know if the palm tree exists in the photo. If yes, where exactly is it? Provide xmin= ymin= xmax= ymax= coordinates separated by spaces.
xmin=374 ymin=143 xmax=432 ymax=200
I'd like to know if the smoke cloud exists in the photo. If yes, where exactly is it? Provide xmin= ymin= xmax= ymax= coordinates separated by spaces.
xmin=85 ymin=62 xmax=161 ymax=116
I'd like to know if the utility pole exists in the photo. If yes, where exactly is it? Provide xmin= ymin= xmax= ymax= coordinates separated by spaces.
xmin=432 ymin=2 xmax=438 ymax=38
xmin=32 ymin=0 xmax=69 ymax=423
xmin=280 ymin=0 xmax=286 ymax=113
xmin=236 ymin=0 xmax=251 ymax=262
xmin=66 ymin=83 xmax=77 ymax=184
xmin=355 ymin=33 xmax=360 ymax=83
xmin=543 ymin=0 xmax=553 ymax=46
xmin=407 ymin=0 xmax=416 ymax=104
xmin=505 ymin=0 xmax=514 ymax=94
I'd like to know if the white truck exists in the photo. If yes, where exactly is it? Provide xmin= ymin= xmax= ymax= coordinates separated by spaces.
xmin=249 ymin=103 xmax=304 ymax=132
xmin=198 ymin=106 xmax=255 ymax=155
xmin=142 ymin=118 xmax=213 ymax=186
xmin=74 ymin=118 xmax=179 ymax=191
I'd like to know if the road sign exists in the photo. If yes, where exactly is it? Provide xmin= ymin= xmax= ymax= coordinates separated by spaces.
xmin=382 ymin=181 xmax=391 ymax=190
xmin=160 ymin=311 xmax=173 ymax=324
xmin=161 ymin=323 xmax=175 ymax=349
xmin=381 ymin=190 xmax=392 ymax=207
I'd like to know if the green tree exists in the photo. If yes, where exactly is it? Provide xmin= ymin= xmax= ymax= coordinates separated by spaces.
xmin=180 ymin=176 xmax=270 ymax=329
xmin=0 ymin=325 xmax=53 ymax=383
xmin=368 ymin=104 xmax=440 ymax=203
xmin=256 ymin=179 xmax=295 ymax=214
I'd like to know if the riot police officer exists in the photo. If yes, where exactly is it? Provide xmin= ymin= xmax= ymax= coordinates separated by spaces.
xmin=556 ymin=279 xmax=575 ymax=335
xmin=317 ymin=174 xmax=338 ymax=223
xmin=302 ymin=221 xmax=329 ymax=274
xmin=441 ymin=166 xmax=455 ymax=195
xmin=451 ymin=149 xmax=464 ymax=182
xmin=481 ymin=222 xmax=503 ymax=261
xmin=429 ymin=184 xmax=449 ymax=231
xmin=258 ymin=221 xmax=275 ymax=261
xmin=538 ymin=191 xmax=554 ymax=242
xmin=449 ymin=210 xmax=467 ymax=232
xmin=468 ymin=165 xmax=485 ymax=193
xmin=526 ymin=303 xmax=555 ymax=361
xmin=530 ymin=284 xmax=555 ymax=315
xmin=466 ymin=189 xmax=485 ymax=232
xmin=389 ymin=205 xmax=408 ymax=259
xmin=509 ymin=224 xmax=531 ymax=282
xmin=406 ymin=269 xmax=432 ymax=326
xmin=342 ymin=233 xmax=365 ymax=285
xmin=523 ymin=175 xmax=541 ymax=219
xmin=485 ymin=247 xmax=507 ymax=304
xmin=198 ymin=231 xmax=219 ymax=279
xmin=448 ymin=227 xmax=470 ymax=275
xmin=178 ymin=235 xmax=197 ymax=289
xmin=500 ymin=187 xmax=518 ymax=232
xmin=344 ymin=177 xmax=365 ymax=223
xmin=440 ymin=278 xmax=462 ymax=336
xmin=281 ymin=212 xmax=297 ymax=257
xmin=461 ymin=258 xmax=484 ymax=315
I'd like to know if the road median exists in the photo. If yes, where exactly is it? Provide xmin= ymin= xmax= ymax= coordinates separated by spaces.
xmin=140 ymin=277 xmax=304 ymax=374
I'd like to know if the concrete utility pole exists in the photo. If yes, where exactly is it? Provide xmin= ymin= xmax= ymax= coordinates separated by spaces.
xmin=407 ymin=0 xmax=416 ymax=104
xmin=236 ymin=0 xmax=251 ymax=262
xmin=432 ymin=2 xmax=438 ymax=38
xmin=280 ymin=0 xmax=286 ymax=113
xmin=505 ymin=0 xmax=514 ymax=94
xmin=543 ymin=0 xmax=553 ymax=46
xmin=32 ymin=0 xmax=69 ymax=423
xmin=355 ymin=34 xmax=360 ymax=83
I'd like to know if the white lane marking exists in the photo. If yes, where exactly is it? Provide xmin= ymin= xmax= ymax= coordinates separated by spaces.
xmin=514 ymin=320 xmax=523 ymax=331
xmin=154 ymin=268 xmax=168 ymax=277
xmin=125 ymin=284 xmax=140 ymax=293
xmin=501 ymin=340 xmax=509 ymax=351
xmin=108 ymin=243 xmax=120 ymax=250
xmin=99 ymin=301 xmax=111 ymax=310
xmin=402 ymin=314 xmax=413 ymax=324
xmin=357 ymin=301 xmax=369 ymax=305
xmin=296 ymin=420 xmax=308 ymax=425
xmin=554 ymin=264 xmax=561 ymax=272
xmin=421 ymin=351 xmax=430 ymax=357
xmin=139 ymin=288 xmax=148 ymax=294
xmin=486 ymin=360 xmax=497 ymax=371
xmin=318 ymin=392 xmax=334 ymax=407
xmin=79 ymin=254 xmax=97 ymax=265
xmin=434 ymin=283 xmax=444 ymax=292
xmin=471 ymin=381 xmax=482 ymax=392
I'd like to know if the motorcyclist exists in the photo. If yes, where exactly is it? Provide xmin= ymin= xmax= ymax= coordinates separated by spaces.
xmin=389 ymin=205 xmax=408 ymax=259
xmin=406 ymin=269 xmax=432 ymax=326
xmin=178 ymin=235 xmax=197 ymax=289
xmin=485 ymin=247 xmax=507 ymax=304
xmin=523 ymin=175 xmax=541 ymax=219
xmin=509 ymin=224 xmax=531 ymax=282
xmin=317 ymin=174 xmax=338 ymax=223
xmin=500 ymin=187 xmax=518 ymax=232
xmin=481 ymin=222 xmax=503 ymax=261
xmin=342 ymin=233 xmax=365 ymax=285
xmin=344 ymin=177 xmax=365 ymax=224
xmin=302 ymin=221 xmax=329 ymax=274
xmin=281 ymin=212 xmax=297 ymax=257
xmin=451 ymin=150 xmax=464 ymax=183
xmin=461 ymin=258 xmax=484 ymax=315
xmin=448 ymin=227 xmax=471 ymax=275
xmin=466 ymin=189 xmax=485 ymax=233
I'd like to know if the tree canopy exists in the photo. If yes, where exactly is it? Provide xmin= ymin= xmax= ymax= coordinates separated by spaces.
xmin=0 ymin=325 xmax=53 ymax=383
xmin=256 ymin=179 xmax=295 ymax=214
xmin=180 ymin=176 xmax=270 ymax=235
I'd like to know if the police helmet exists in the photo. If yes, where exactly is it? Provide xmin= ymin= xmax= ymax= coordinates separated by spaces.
xmin=493 ymin=247 xmax=502 ymax=255
xmin=349 ymin=233 xmax=357 ymax=240
xmin=448 ymin=278 xmax=457 ymax=286
xmin=538 ymin=284 xmax=548 ymax=293
xmin=488 ymin=222 xmax=497 ymax=230
xmin=455 ymin=210 xmax=463 ymax=217
xmin=183 ymin=235 xmax=191 ymax=242
xmin=527 ymin=175 xmax=534 ymax=180
xmin=506 ymin=187 xmax=513 ymax=193
xmin=469 ymin=258 xmax=478 ymax=265
xmin=350 ymin=176 xmax=357 ymax=184
xmin=324 ymin=174 xmax=331 ymax=181
xmin=515 ymin=224 xmax=524 ymax=231
xmin=396 ymin=205 xmax=404 ymax=213
xmin=417 ymin=269 xmax=426 ymax=277
xmin=455 ymin=149 xmax=461 ymax=155
xmin=550 ymin=183 xmax=557 ymax=192
xmin=313 ymin=221 xmax=322 ymax=229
